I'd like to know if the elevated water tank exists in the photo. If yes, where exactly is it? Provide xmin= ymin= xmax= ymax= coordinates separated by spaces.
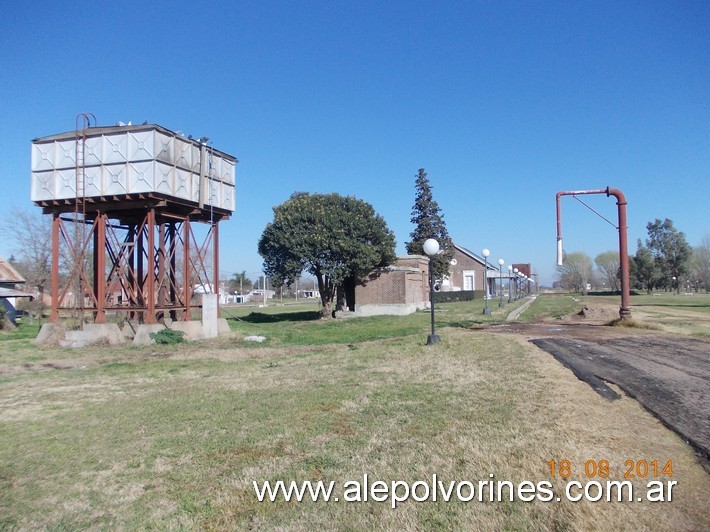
xmin=31 ymin=124 xmax=236 ymax=214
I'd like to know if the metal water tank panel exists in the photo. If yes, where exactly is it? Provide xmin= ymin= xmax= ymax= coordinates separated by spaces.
xmin=56 ymin=168 xmax=76 ymax=197
xmin=31 ymin=142 xmax=55 ymax=172
xmin=55 ymin=140 xmax=76 ymax=170
xmin=224 ymin=186 xmax=235 ymax=211
xmin=30 ymin=171 xmax=53 ymax=201
xmin=190 ymin=173 xmax=200 ymax=203
xmin=84 ymin=136 xmax=103 ymax=166
xmin=191 ymin=144 xmax=201 ymax=173
xmin=103 ymin=134 xmax=128 ymax=165
xmin=175 ymin=138 xmax=192 ymax=170
xmin=174 ymin=167 xmax=192 ymax=201
xmin=155 ymin=132 xmax=174 ymax=166
xmin=127 ymin=161 xmax=154 ymax=194
xmin=105 ymin=164 xmax=128 ymax=196
xmin=85 ymin=166 xmax=102 ymax=197
xmin=154 ymin=162 xmax=173 ymax=197
xmin=130 ymin=130 xmax=155 ymax=161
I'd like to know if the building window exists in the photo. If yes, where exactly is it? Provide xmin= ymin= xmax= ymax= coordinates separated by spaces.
xmin=463 ymin=271 xmax=475 ymax=291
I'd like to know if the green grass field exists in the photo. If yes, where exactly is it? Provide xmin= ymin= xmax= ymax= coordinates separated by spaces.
xmin=219 ymin=299 xmax=521 ymax=346
xmin=528 ymin=291 xmax=710 ymax=336
xmin=1 ymin=294 xmax=708 ymax=529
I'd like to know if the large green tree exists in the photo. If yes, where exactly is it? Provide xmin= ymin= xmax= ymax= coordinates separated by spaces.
xmin=258 ymin=192 xmax=396 ymax=318
xmin=645 ymin=218 xmax=692 ymax=293
xmin=405 ymin=168 xmax=454 ymax=279
xmin=691 ymin=234 xmax=710 ymax=293
xmin=630 ymin=240 xmax=659 ymax=293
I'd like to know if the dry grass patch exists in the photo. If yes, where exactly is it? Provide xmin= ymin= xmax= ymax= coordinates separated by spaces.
xmin=1 ymin=328 xmax=708 ymax=530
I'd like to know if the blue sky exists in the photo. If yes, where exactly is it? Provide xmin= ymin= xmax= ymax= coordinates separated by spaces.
xmin=1 ymin=1 xmax=707 ymax=285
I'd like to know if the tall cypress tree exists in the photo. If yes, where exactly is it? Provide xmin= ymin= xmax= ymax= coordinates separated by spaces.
xmin=405 ymin=168 xmax=455 ymax=279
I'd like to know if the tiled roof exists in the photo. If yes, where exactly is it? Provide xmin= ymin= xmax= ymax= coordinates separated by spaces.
xmin=453 ymin=244 xmax=496 ymax=269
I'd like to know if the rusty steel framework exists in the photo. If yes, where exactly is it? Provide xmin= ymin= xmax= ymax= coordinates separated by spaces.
xmin=35 ymin=119 xmax=231 ymax=325
xmin=44 ymin=206 xmax=222 ymax=324
xmin=556 ymin=187 xmax=631 ymax=320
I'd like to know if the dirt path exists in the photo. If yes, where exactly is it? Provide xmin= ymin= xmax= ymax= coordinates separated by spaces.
xmin=489 ymin=320 xmax=710 ymax=471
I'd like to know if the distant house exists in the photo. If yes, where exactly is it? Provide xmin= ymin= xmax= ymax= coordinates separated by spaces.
xmin=443 ymin=245 xmax=498 ymax=295
xmin=0 ymin=256 xmax=35 ymax=324
xmin=249 ymin=289 xmax=276 ymax=302
xmin=299 ymin=289 xmax=321 ymax=299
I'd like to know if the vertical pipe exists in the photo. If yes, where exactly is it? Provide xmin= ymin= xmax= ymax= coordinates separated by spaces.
xmin=50 ymin=212 xmax=60 ymax=323
xmin=556 ymin=192 xmax=564 ymax=266
xmin=429 ymin=258 xmax=435 ymax=336
xmin=498 ymin=265 xmax=504 ymax=307
xmin=606 ymin=187 xmax=631 ymax=319
xmin=213 ymin=221 xmax=220 ymax=317
xmin=482 ymin=256 xmax=491 ymax=315
xmin=199 ymin=144 xmax=207 ymax=209
xmin=426 ymin=256 xmax=439 ymax=345
xmin=94 ymin=213 xmax=107 ymax=323
xmin=136 ymin=223 xmax=144 ymax=312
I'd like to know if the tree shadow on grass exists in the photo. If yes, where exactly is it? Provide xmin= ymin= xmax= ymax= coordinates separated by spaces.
xmin=441 ymin=319 xmax=485 ymax=329
xmin=228 ymin=311 xmax=322 ymax=324
xmin=632 ymin=302 xmax=709 ymax=308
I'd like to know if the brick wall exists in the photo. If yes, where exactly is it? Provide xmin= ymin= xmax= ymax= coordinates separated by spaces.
xmin=512 ymin=263 xmax=531 ymax=277
xmin=355 ymin=256 xmax=429 ymax=306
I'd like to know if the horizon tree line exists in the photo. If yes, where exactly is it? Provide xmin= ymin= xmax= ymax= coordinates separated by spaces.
xmin=557 ymin=218 xmax=708 ymax=294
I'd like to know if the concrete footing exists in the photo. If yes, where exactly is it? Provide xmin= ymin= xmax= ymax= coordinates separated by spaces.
xmin=132 ymin=324 xmax=167 ymax=345
xmin=35 ymin=317 xmax=232 ymax=349
xmin=217 ymin=318 xmax=230 ymax=335
xmin=35 ymin=323 xmax=66 ymax=346
xmin=35 ymin=323 xmax=126 ymax=349
xmin=170 ymin=321 xmax=205 ymax=341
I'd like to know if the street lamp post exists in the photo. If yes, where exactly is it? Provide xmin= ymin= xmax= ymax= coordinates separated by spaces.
xmin=498 ymin=259 xmax=505 ymax=307
xmin=482 ymin=249 xmax=491 ymax=315
xmin=513 ymin=268 xmax=518 ymax=300
xmin=423 ymin=238 xmax=441 ymax=345
xmin=508 ymin=265 xmax=513 ymax=303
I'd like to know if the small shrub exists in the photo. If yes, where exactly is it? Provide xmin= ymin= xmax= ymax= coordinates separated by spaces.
xmin=0 ymin=306 xmax=5 ymax=330
xmin=433 ymin=290 xmax=482 ymax=303
xmin=150 ymin=328 xmax=186 ymax=344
